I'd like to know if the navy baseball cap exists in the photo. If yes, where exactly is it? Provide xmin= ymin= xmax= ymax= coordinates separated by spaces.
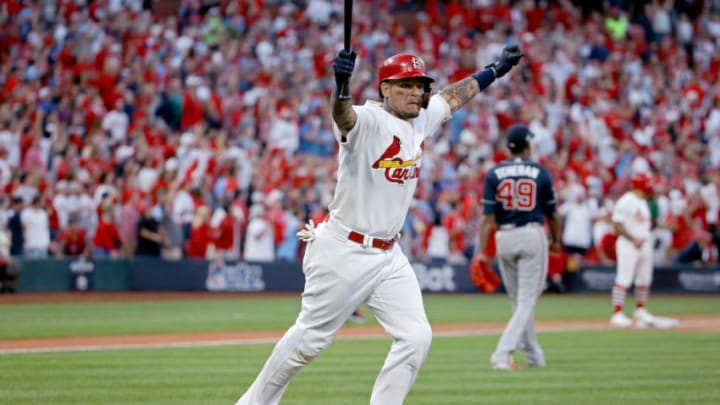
xmin=506 ymin=124 xmax=534 ymax=153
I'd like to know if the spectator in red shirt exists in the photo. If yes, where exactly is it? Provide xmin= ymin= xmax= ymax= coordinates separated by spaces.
xmin=589 ymin=232 xmax=618 ymax=265
xmin=211 ymin=202 xmax=237 ymax=260
xmin=91 ymin=204 xmax=123 ymax=258
xmin=54 ymin=215 xmax=89 ymax=258
xmin=186 ymin=206 xmax=213 ymax=259
xmin=444 ymin=201 xmax=467 ymax=264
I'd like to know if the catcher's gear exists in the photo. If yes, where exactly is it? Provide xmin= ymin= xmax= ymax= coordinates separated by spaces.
xmin=333 ymin=50 xmax=357 ymax=100
xmin=296 ymin=219 xmax=316 ymax=242
xmin=470 ymin=257 xmax=501 ymax=293
xmin=486 ymin=45 xmax=524 ymax=78
xmin=630 ymin=172 xmax=653 ymax=195
xmin=378 ymin=53 xmax=434 ymax=106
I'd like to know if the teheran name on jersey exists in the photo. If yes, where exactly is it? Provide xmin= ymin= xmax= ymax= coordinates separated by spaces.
xmin=372 ymin=135 xmax=422 ymax=184
xmin=493 ymin=164 xmax=540 ymax=179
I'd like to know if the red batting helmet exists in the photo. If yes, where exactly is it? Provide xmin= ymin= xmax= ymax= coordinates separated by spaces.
xmin=630 ymin=172 xmax=653 ymax=195
xmin=378 ymin=53 xmax=434 ymax=99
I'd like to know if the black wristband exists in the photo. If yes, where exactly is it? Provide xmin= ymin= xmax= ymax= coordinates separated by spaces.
xmin=471 ymin=68 xmax=496 ymax=90
xmin=335 ymin=81 xmax=351 ymax=100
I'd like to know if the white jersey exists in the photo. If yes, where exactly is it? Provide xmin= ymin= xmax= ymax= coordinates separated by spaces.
xmin=612 ymin=191 xmax=651 ymax=241
xmin=329 ymin=95 xmax=451 ymax=238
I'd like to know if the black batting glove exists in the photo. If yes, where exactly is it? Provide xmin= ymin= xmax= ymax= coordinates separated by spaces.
xmin=333 ymin=50 xmax=356 ymax=100
xmin=486 ymin=45 xmax=524 ymax=78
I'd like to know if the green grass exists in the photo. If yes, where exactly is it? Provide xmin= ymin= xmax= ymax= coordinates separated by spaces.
xmin=1 ymin=294 xmax=719 ymax=404
xmin=2 ymin=331 xmax=719 ymax=404
xmin=1 ymin=294 xmax=718 ymax=339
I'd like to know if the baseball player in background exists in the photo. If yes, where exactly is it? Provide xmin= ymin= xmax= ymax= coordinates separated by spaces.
xmin=471 ymin=125 xmax=561 ymax=371
xmin=234 ymin=44 xmax=524 ymax=404
xmin=609 ymin=172 xmax=679 ymax=328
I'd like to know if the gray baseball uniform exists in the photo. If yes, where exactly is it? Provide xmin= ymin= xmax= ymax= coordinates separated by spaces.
xmin=478 ymin=125 xmax=559 ymax=370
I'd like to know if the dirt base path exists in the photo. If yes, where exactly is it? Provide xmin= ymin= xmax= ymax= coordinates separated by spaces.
xmin=2 ymin=292 xmax=720 ymax=354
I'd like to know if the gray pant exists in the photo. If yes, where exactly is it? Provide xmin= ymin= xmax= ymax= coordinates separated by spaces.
xmin=490 ymin=225 xmax=548 ymax=367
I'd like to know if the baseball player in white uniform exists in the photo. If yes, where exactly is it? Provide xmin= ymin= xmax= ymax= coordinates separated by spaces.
xmin=234 ymin=45 xmax=524 ymax=404
xmin=610 ymin=172 xmax=678 ymax=329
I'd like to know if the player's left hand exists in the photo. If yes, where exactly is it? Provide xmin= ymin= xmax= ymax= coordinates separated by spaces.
xmin=549 ymin=241 xmax=562 ymax=253
xmin=488 ymin=45 xmax=524 ymax=78
xmin=296 ymin=219 xmax=316 ymax=242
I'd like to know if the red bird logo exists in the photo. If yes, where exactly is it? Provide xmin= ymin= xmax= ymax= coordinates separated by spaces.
xmin=373 ymin=136 xmax=402 ymax=168
xmin=372 ymin=136 xmax=421 ymax=184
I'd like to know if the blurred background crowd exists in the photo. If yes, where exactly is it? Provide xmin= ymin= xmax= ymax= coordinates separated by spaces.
xmin=0 ymin=0 xmax=719 ymax=279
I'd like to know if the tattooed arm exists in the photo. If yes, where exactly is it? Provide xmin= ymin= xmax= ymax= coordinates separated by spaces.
xmin=439 ymin=76 xmax=482 ymax=114
xmin=332 ymin=98 xmax=357 ymax=135
xmin=439 ymin=45 xmax=524 ymax=114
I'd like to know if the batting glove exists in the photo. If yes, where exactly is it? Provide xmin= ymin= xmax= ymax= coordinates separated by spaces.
xmin=333 ymin=50 xmax=356 ymax=100
xmin=486 ymin=45 xmax=524 ymax=78
xmin=296 ymin=219 xmax=316 ymax=242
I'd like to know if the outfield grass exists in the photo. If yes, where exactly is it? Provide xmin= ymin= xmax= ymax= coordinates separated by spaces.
xmin=1 ymin=294 xmax=719 ymax=404
xmin=1 ymin=294 xmax=718 ymax=339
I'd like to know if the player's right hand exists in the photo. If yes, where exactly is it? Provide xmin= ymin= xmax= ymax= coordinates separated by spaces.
xmin=296 ymin=219 xmax=317 ymax=243
xmin=333 ymin=50 xmax=357 ymax=85
xmin=487 ymin=45 xmax=524 ymax=78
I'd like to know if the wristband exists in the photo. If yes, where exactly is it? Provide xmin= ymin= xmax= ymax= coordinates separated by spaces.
xmin=471 ymin=68 xmax=496 ymax=90
xmin=335 ymin=81 xmax=351 ymax=100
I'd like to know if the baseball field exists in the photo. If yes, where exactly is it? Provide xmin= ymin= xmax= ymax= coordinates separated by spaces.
xmin=1 ymin=292 xmax=719 ymax=404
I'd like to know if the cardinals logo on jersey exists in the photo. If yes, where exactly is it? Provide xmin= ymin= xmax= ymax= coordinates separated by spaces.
xmin=372 ymin=136 xmax=422 ymax=184
xmin=634 ymin=210 xmax=647 ymax=222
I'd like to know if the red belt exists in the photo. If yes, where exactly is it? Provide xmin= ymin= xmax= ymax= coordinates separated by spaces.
xmin=347 ymin=231 xmax=397 ymax=250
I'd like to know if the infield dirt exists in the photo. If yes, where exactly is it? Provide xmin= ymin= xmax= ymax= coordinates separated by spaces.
xmin=1 ymin=292 xmax=719 ymax=353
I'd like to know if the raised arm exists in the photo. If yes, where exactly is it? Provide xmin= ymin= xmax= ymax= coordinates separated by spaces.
xmin=439 ymin=45 xmax=524 ymax=114
xmin=331 ymin=50 xmax=358 ymax=134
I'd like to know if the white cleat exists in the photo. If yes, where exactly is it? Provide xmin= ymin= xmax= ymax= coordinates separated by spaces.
xmin=610 ymin=312 xmax=633 ymax=328
xmin=633 ymin=308 xmax=655 ymax=328
xmin=652 ymin=316 xmax=680 ymax=329
xmin=492 ymin=360 xmax=522 ymax=371
xmin=634 ymin=308 xmax=679 ymax=329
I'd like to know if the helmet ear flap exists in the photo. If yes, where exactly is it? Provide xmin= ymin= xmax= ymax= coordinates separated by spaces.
xmin=421 ymin=83 xmax=431 ymax=109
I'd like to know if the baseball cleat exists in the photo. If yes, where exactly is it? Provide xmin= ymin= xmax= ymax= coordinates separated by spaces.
xmin=633 ymin=308 xmax=654 ymax=328
xmin=610 ymin=312 xmax=633 ymax=328
xmin=651 ymin=316 xmax=680 ymax=329
xmin=634 ymin=308 xmax=679 ymax=328
xmin=349 ymin=309 xmax=366 ymax=324
xmin=492 ymin=360 xmax=522 ymax=371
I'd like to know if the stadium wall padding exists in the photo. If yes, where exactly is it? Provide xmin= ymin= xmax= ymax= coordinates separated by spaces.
xmin=10 ymin=258 xmax=720 ymax=293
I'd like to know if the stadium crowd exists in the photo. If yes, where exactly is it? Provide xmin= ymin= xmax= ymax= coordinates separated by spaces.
xmin=0 ymin=0 xmax=719 ymax=285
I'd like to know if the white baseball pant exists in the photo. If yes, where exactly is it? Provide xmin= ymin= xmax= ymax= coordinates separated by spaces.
xmin=236 ymin=219 xmax=432 ymax=405
xmin=614 ymin=237 xmax=653 ymax=288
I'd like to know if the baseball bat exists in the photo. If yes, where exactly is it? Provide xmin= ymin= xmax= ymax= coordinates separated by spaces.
xmin=337 ymin=0 xmax=353 ymax=102
xmin=344 ymin=0 xmax=353 ymax=52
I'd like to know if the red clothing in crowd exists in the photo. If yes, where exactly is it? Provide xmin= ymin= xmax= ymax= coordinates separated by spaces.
xmin=186 ymin=224 xmax=213 ymax=258
xmin=92 ymin=218 xmax=123 ymax=250
xmin=57 ymin=228 xmax=88 ymax=256
xmin=587 ymin=233 xmax=618 ymax=263
xmin=668 ymin=214 xmax=693 ymax=250
xmin=548 ymin=251 xmax=566 ymax=279
xmin=443 ymin=211 xmax=465 ymax=254
xmin=214 ymin=215 xmax=235 ymax=251
xmin=181 ymin=90 xmax=204 ymax=130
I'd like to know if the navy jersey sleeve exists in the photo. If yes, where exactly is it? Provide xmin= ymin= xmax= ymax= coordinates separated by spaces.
xmin=482 ymin=172 xmax=498 ymax=215
xmin=539 ymin=167 xmax=557 ymax=217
